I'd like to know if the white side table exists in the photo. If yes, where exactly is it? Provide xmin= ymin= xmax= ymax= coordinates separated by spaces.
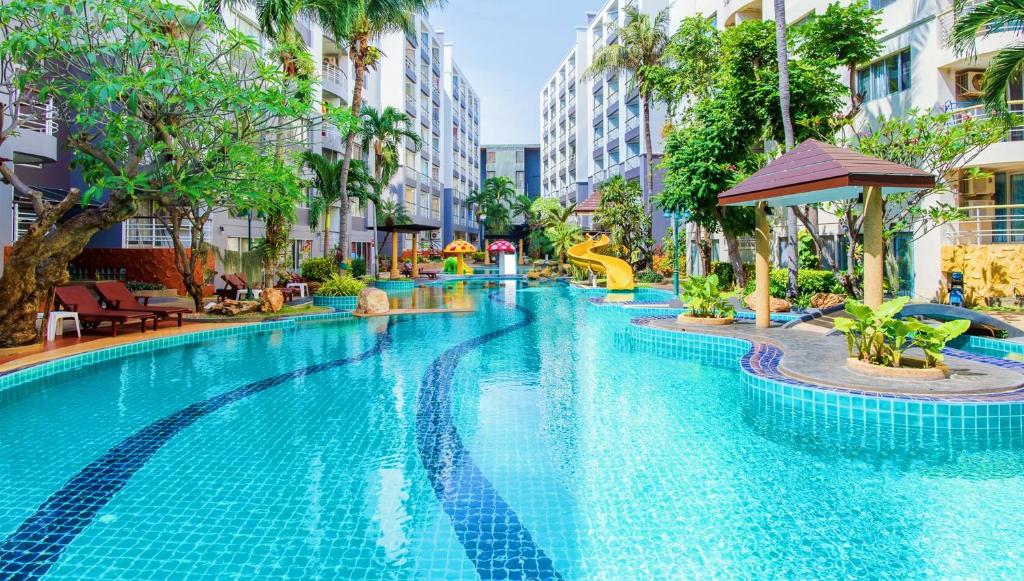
xmin=286 ymin=282 xmax=309 ymax=298
xmin=46 ymin=311 xmax=81 ymax=342
xmin=236 ymin=288 xmax=263 ymax=300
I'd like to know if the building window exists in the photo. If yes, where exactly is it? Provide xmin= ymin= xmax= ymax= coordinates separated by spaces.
xmin=125 ymin=200 xmax=196 ymax=248
xmin=869 ymin=0 xmax=897 ymax=9
xmin=857 ymin=48 xmax=911 ymax=101
xmin=290 ymin=239 xmax=312 ymax=269
xmin=12 ymin=202 xmax=36 ymax=241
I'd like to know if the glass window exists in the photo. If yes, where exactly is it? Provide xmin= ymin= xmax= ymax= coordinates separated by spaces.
xmin=857 ymin=48 xmax=911 ymax=101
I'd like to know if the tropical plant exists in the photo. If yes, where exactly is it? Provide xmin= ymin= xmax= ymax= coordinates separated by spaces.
xmin=952 ymin=0 xmax=1024 ymax=109
xmin=376 ymin=198 xmax=412 ymax=249
xmin=217 ymin=247 xmax=268 ymax=300
xmin=301 ymin=257 xmax=339 ymax=282
xmin=301 ymin=152 xmax=346 ymax=256
xmin=360 ymin=104 xmax=420 ymax=275
xmin=0 ymin=0 xmax=311 ymax=345
xmin=467 ymin=177 xmax=516 ymax=234
xmin=546 ymin=222 xmax=584 ymax=269
xmin=332 ymin=0 xmax=444 ymax=258
xmin=315 ymin=273 xmax=367 ymax=297
xmin=635 ymin=270 xmax=664 ymax=283
xmin=510 ymin=194 xmax=534 ymax=225
xmin=594 ymin=176 xmax=654 ymax=270
xmin=681 ymin=274 xmax=735 ymax=319
xmin=650 ymin=14 xmax=721 ymax=116
xmin=833 ymin=297 xmax=970 ymax=368
xmin=586 ymin=5 xmax=670 ymax=222
xmin=348 ymin=257 xmax=367 ymax=278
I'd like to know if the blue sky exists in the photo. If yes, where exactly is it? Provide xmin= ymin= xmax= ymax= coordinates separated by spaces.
xmin=429 ymin=0 xmax=598 ymax=145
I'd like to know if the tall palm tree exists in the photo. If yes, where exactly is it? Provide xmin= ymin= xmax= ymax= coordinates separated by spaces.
xmin=952 ymin=0 xmax=1024 ymax=109
xmin=376 ymin=198 xmax=412 ymax=250
xmin=585 ymin=6 xmax=669 ymax=221
xmin=467 ymin=177 xmax=516 ymax=235
xmin=360 ymin=105 xmax=420 ymax=275
xmin=510 ymin=194 xmax=534 ymax=225
xmin=331 ymin=0 xmax=445 ymax=262
xmin=773 ymin=0 xmax=799 ymax=300
xmin=301 ymin=151 xmax=345 ymax=256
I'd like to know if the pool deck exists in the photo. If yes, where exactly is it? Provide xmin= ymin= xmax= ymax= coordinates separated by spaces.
xmin=637 ymin=316 xmax=1024 ymax=399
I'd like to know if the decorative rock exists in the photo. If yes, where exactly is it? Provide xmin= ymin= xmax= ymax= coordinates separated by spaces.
xmin=744 ymin=294 xmax=792 ymax=313
xmin=810 ymin=292 xmax=846 ymax=310
xmin=259 ymin=288 xmax=285 ymax=313
xmin=356 ymin=287 xmax=390 ymax=315
xmin=206 ymin=299 xmax=260 ymax=317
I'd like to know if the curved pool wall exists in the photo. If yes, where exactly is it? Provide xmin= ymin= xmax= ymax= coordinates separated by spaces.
xmin=952 ymin=335 xmax=1024 ymax=359
xmin=622 ymin=320 xmax=1024 ymax=432
xmin=312 ymin=295 xmax=358 ymax=310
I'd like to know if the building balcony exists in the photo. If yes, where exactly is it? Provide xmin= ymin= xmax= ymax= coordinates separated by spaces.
xmin=607 ymin=129 xmax=620 ymax=151
xmin=321 ymin=123 xmax=343 ymax=152
xmin=946 ymin=204 xmax=1024 ymax=245
xmin=321 ymin=61 xmax=348 ymax=100
xmin=6 ymin=99 xmax=58 ymax=163
xmin=624 ymin=155 xmax=641 ymax=180
xmin=606 ymin=98 xmax=619 ymax=116
xmin=947 ymin=101 xmax=1024 ymax=166
xmin=405 ymin=56 xmax=416 ymax=81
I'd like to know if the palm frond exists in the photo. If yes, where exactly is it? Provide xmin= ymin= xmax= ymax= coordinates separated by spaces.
xmin=983 ymin=42 xmax=1024 ymax=109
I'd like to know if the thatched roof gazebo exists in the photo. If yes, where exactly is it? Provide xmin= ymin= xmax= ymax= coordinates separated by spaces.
xmin=718 ymin=139 xmax=935 ymax=328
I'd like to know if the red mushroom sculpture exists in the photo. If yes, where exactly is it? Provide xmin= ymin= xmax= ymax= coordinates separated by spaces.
xmin=487 ymin=239 xmax=518 ymax=275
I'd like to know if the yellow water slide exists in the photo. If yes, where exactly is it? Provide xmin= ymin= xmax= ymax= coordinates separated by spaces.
xmin=567 ymin=234 xmax=635 ymax=291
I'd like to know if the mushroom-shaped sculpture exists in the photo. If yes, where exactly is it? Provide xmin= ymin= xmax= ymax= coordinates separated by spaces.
xmin=443 ymin=239 xmax=477 ymax=275
xmin=487 ymin=240 xmax=518 ymax=276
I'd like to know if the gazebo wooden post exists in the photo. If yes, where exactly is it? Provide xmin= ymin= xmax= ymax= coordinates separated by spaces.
xmin=390 ymin=234 xmax=400 ymax=279
xmin=518 ymin=239 xmax=525 ymax=265
xmin=755 ymin=201 xmax=772 ymax=329
xmin=411 ymin=232 xmax=420 ymax=278
xmin=484 ymin=238 xmax=490 ymax=264
xmin=863 ymin=185 xmax=884 ymax=309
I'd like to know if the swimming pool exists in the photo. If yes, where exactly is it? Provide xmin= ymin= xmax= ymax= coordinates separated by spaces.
xmin=3 ymin=280 xmax=1024 ymax=578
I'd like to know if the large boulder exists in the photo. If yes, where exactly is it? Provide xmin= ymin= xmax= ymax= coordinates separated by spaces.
xmin=206 ymin=299 xmax=260 ymax=317
xmin=744 ymin=294 xmax=792 ymax=313
xmin=357 ymin=287 xmax=390 ymax=315
xmin=259 ymin=288 xmax=285 ymax=313
xmin=810 ymin=292 xmax=846 ymax=310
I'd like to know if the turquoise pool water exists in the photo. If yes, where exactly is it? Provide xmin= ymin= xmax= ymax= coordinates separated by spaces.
xmin=2 ymin=281 xmax=1024 ymax=578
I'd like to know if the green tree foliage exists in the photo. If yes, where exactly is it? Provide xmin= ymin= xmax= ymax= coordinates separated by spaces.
xmin=952 ymin=0 xmax=1024 ymax=109
xmin=594 ymin=177 xmax=653 ymax=270
xmin=0 ymin=0 xmax=310 ymax=344
xmin=467 ymin=177 xmax=516 ymax=235
xmin=649 ymin=15 xmax=721 ymax=115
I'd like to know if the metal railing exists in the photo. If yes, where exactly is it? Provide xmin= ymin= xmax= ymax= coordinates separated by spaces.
xmin=624 ymin=155 xmax=641 ymax=172
xmin=946 ymin=100 xmax=1024 ymax=138
xmin=947 ymin=204 xmax=1024 ymax=244
xmin=939 ymin=2 xmax=1024 ymax=47
xmin=18 ymin=100 xmax=57 ymax=135
xmin=321 ymin=61 xmax=347 ymax=88
xmin=625 ymin=114 xmax=640 ymax=133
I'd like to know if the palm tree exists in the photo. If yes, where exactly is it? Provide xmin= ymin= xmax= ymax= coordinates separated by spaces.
xmin=301 ymin=151 xmax=346 ymax=256
xmin=331 ymin=0 xmax=445 ymax=262
xmin=467 ymin=177 xmax=516 ymax=235
xmin=546 ymin=222 xmax=584 ymax=270
xmin=952 ymin=0 xmax=1024 ymax=109
xmin=376 ymin=198 xmax=412 ymax=250
xmin=510 ymin=194 xmax=534 ymax=225
xmin=360 ymin=105 xmax=420 ymax=275
xmin=585 ymin=6 xmax=669 ymax=220
xmin=773 ymin=0 xmax=799 ymax=300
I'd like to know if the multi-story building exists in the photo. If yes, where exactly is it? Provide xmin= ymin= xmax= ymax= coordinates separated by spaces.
xmin=1 ymin=7 xmax=483 ymax=275
xmin=540 ymin=0 xmax=671 ymax=235
xmin=480 ymin=145 xmax=541 ymax=198
xmin=663 ymin=0 xmax=1024 ymax=300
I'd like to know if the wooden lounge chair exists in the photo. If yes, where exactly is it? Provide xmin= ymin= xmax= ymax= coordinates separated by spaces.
xmin=54 ymin=286 xmax=158 ymax=337
xmin=94 ymin=281 xmax=190 ymax=327
xmin=400 ymin=261 xmax=414 ymax=277
xmin=217 ymin=273 xmax=246 ymax=301
xmin=419 ymin=266 xmax=441 ymax=280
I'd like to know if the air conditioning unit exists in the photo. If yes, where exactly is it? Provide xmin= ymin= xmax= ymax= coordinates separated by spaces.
xmin=959 ymin=174 xmax=995 ymax=197
xmin=956 ymin=71 xmax=986 ymax=99
xmin=323 ymin=56 xmax=338 ymax=67
xmin=430 ymin=231 xmax=440 ymax=240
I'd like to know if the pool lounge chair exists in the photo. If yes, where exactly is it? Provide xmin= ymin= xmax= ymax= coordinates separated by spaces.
xmin=234 ymin=273 xmax=297 ymax=303
xmin=94 ymin=281 xmax=191 ymax=327
xmin=217 ymin=273 xmax=245 ymax=302
xmin=54 ymin=286 xmax=158 ymax=337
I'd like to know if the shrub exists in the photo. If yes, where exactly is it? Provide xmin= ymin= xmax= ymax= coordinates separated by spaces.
xmin=709 ymin=261 xmax=734 ymax=289
xmin=635 ymin=270 xmax=664 ymax=283
xmin=470 ymin=251 xmax=486 ymax=262
xmin=125 ymin=280 xmax=165 ymax=292
xmin=743 ymin=269 xmax=843 ymax=299
xmin=833 ymin=297 xmax=970 ymax=368
xmin=301 ymin=257 xmax=338 ymax=282
xmin=348 ymin=257 xmax=367 ymax=278
xmin=681 ymin=274 xmax=735 ymax=319
xmin=314 ymin=274 xmax=366 ymax=297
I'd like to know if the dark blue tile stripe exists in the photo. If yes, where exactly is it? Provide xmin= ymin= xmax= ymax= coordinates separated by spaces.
xmin=0 ymin=324 xmax=395 ymax=579
xmin=417 ymin=291 xmax=562 ymax=581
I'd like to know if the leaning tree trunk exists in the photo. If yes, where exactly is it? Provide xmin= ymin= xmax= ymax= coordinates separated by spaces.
xmin=641 ymin=93 xmax=656 ymax=222
xmin=723 ymin=230 xmax=747 ymax=290
xmin=337 ymin=36 xmax=368 ymax=263
xmin=0 ymin=193 xmax=136 ymax=347
xmin=774 ymin=0 xmax=799 ymax=300
xmin=164 ymin=207 xmax=210 ymax=313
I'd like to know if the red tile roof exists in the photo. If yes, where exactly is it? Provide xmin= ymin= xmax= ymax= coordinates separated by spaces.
xmin=574 ymin=191 xmax=602 ymax=214
xmin=718 ymin=139 xmax=935 ymax=206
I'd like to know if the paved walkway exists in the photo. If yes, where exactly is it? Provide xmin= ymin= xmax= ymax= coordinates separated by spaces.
xmin=642 ymin=316 xmax=1024 ymax=397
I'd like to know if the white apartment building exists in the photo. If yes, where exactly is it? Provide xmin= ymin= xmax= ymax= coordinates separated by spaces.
xmin=540 ymin=0 xmax=672 ymax=236
xmin=443 ymin=50 xmax=483 ymax=245
xmin=666 ymin=0 xmax=1024 ymax=301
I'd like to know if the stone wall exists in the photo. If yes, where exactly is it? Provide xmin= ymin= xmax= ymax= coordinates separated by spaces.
xmin=70 ymin=248 xmax=214 ymax=295
xmin=941 ymin=244 xmax=1024 ymax=300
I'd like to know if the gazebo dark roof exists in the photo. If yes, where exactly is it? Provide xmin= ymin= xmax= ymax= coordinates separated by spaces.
xmin=718 ymin=139 xmax=935 ymax=207
xmin=376 ymin=222 xmax=440 ymax=233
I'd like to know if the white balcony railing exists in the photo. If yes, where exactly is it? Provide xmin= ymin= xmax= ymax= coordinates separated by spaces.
xmin=624 ymin=155 xmax=641 ymax=172
xmin=625 ymin=114 xmax=640 ymax=133
xmin=947 ymin=204 xmax=1024 ymax=245
xmin=939 ymin=2 xmax=1024 ymax=47
xmin=945 ymin=100 xmax=1024 ymax=141
xmin=18 ymin=100 xmax=57 ymax=135
xmin=322 ymin=61 xmax=347 ymax=88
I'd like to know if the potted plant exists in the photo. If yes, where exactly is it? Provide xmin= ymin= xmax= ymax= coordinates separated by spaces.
xmin=677 ymin=274 xmax=735 ymax=326
xmin=312 ymin=273 xmax=367 ymax=310
xmin=833 ymin=297 xmax=970 ymax=379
